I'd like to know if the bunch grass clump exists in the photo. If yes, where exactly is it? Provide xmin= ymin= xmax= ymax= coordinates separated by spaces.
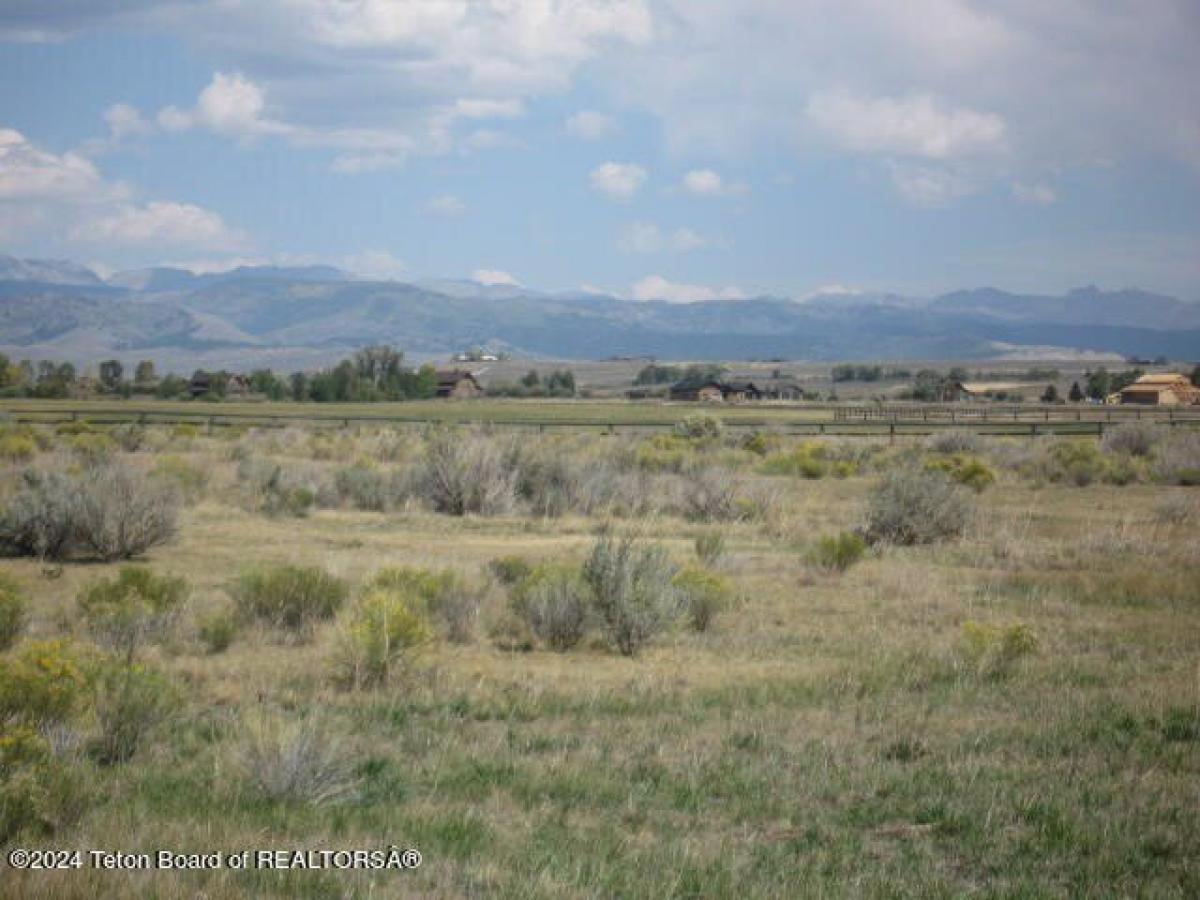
xmin=232 ymin=565 xmax=348 ymax=638
xmin=864 ymin=467 xmax=971 ymax=545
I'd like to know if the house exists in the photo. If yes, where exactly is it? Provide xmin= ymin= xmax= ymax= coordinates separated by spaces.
xmin=188 ymin=371 xmax=249 ymax=398
xmin=670 ymin=380 xmax=726 ymax=402
xmin=1118 ymin=373 xmax=1200 ymax=406
xmin=669 ymin=380 xmax=763 ymax=402
xmin=955 ymin=381 xmax=1028 ymax=401
xmin=435 ymin=369 xmax=482 ymax=399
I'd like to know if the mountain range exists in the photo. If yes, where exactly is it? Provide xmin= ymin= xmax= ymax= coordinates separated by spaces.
xmin=1 ymin=254 xmax=1198 ymax=371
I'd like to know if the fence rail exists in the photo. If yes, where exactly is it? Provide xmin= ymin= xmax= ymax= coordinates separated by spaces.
xmin=3 ymin=402 xmax=1199 ymax=438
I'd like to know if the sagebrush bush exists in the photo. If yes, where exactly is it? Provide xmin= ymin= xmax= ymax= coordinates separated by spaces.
xmin=864 ymin=468 xmax=971 ymax=545
xmin=0 ymin=469 xmax=80 ymax=560
xmin=78 ymin=567 xmax=188 ymax=662
xmin=672 ymin=567 xmax=731 ymax=632
xmin=674 ymin=414 xmax=723 ymax=442
xmin=489 ymin=555 xmax=534 ymax=586
xmin=0 ymin=574 xmax=28 ymax=651
xmin=961 ymin=621 xmax=1038 ymax=679
xmin=88 ymin=660 xmax=179 ymax=764
xmin=109 ymin=424 xmax=147 ymax=452
xmin=331 ymin=589 xmax=431 ymax=688
xmin=368 ymin=567 xmax=481 ymax=643
xmin=414 ymin=428 xmax=517 ymax=516
xmin=0 ymin=433 xmax=37 ymax=464
xmin=233 ymin=565 xmax=348 ymax=637
xmin=807 ymin=532 xmax=867 ymax=574
xmin=0 ymin=726 xmax=89 ymax=843
xmin=0 ymin=640 xmax=88 ymax=727
xmin=924 ymin=429 xmax=982 ymax=454
xmin=680 ymin=468 xmax=745 ymax=522
xmin=197 ymin=607 xmax=238 ymax=654
xmin=1154 ymin=493 xmax=1197 ymax=525
xmin=152 ymin=455 xmax=209 ymax=503
xmin=924 ymin=453 xmax=996 ymax=492
xmin=1102 ymin=422 xmax=1165 ymax=458
xmin=760 ymin=443 xmax=827 ymax=479
xmin=1152 ymin=431 xmax=1200 ymax=485
xmin=516 ymin=447 xmax=587 ymax=517
xmin=693 ymin=531 xmax=727 ymax=567
xmin=582 ymin=533 xmax=679 ymax=656
xmin=1045 ymin=440 xmax=1108 ymax=487
xmin=513 ymin=565 xmax=590 ymax=651
xmin=235 ymin=712 xmax=359 ymax=805
xmin=334 ymin=464 xmax=392 ymax=512
xmin=69 ymin=433 xmax=116 ymax=464
xmin=73 ymin=463 xmax=180 ymax=561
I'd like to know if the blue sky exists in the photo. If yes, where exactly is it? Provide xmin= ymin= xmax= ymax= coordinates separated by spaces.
xmin=1 ymin=1 xmax=1198 ymax=301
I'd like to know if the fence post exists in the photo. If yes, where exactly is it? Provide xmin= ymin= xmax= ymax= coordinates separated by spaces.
xmin=889 ymin=422 xmax=895 ymax=445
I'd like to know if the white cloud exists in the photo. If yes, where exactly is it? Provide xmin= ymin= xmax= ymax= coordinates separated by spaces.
xmin=886 ymin=162 xmax=979 ymax=208
xmin=472 ymin=268 xmax=520 ymax=287
xmin=104 ymin=103 xmax=152 ymax=141
xmin=0 ymin=128 xmax=108 ymax=200
xmin=158 ymin=72 xmax=292 ymax=139
xmin=630 ymin=275 xmax=745 ymax=303
xmin=589 ymin=162 xmax=647 ymax=201
xmin=425 ymin=194 xmax=466 ymax=217
xmin=344 ymin=249 xmax=406 ymax=280
xmin=618 ymin=222 xmax=710 ymax=254
xmin=806 ymin=90 xmax=1007 ymax=160
xmin=1012 ymin=181 xmax=1058 ymax=206
xmin=69 ymin=201 xmax=243 ymax=249
xmin=680 ymin=168 xmax=746 ymax=197
xmin=567 ymin=110 xmax=616 ymax=140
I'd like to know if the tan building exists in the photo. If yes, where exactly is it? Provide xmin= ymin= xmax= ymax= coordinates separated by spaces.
xmin=1118 ymin=373 xmax=1200 ymax=406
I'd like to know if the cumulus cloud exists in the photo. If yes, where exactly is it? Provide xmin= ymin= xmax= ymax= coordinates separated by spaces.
xmin=0 ymin=128 xmax=108 ymax=200
xmin=630 ymin=275 xmax=745 ymax=303
xmin=425 ymin=194 xmax=466 ymax=217
xmin=589 ymin=162 xmax=647 ymax=200
xmin=567 ymin=110 xmax=616 ymax=140
xmin=680 ymin=168 xmax=746 ymax=197
xmin=472 ymin=268 xmax=521 ymax=287
xmin=618 ymin=222 xmax=710 ymax=253
xmin=158 ymin=72 xmax=292 ymax=139
xmin=69 ymin=201 xmax=244 ymax=249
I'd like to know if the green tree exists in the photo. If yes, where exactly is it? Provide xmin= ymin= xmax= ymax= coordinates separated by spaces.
xmin=520 ymin=370 xmax=541 ymax=389
xmin=1069 ymin=381 xmax=1084 ymax=402
xmin=99 ymin=360 xmax=124 ymax=392
xmin=1041 ymin=384 xmax=1059 ymax=403
xmin=134 ymin=360 xmax=156 ymax=384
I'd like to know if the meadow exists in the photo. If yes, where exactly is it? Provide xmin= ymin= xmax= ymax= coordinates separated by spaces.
xmin=0 ymin=413 xmax=1198 ymax=898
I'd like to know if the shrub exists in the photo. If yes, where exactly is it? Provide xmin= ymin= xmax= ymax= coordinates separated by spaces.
xmin=108 ymin=424 xmax=147 ymax=452
xmin=925 ymin=430 xmax=982 ymax=454
xmin=516 ymin=448 xmax=586 ymax=517
xmin=741 ymin=431 xmax=780 ymax=457
xmin=760 ymin=443 xmax=827 ymax=479
xmin=78 ymin=567 xmax=188 ymax=662
xmin=488 ymin=555 xmax=534 ymax=586
xmin=693 ymin=531 xmax=727 ymax=567
xmin=235 ymin=712 xmax=359 ymax=805
xmin=69 ymin=432 xmax=116 ymax=464
xmin=680 ymin=468 xmax=744 ymax=522
xmin=73 ymin=463 xmax=180 ymax=561
xmin=171 ymin=423 xmax=200 ymax=440
xmin=807 ymin=532 xmax=867 ymax=574
xmin=414 ymin=428 xmax=517 ymax=516
xmin=367 ymin=567 xmax=482 ymax=642
xmin=633 ymin=434 xmax=692 ymax=473
xmin=1153 ymin=431 xmax=1200 ymax=485
xmin=0 ymin=575 xmax=28 ymax=651
xmin=334 ymin=465 xmax=391 ymax=512
xmin=0 ymin=640 xmax=88 ymax=727
xmin=0 ymin=433 xmax=36 ymax=464
xmin=1154 ymin=493 xmax=1197 ymax=525
xmin=582 ymin=533 xmax=680 ymax=656
xmin=1102 ymin=422 xmax=1165 ymax=458
xmin=0 ymin=469 xmax=79 ymax=560
xmin=152 ymin=455 xmax=209 ymax=503
xmin=517 ymin=566 xmax=591 ymax=651
xmin=232 ymin=565 xmax=349 ymax=638
xmin=961 ymin=621 xmax=1038 ymax=679
xmin=331 ymin=589 xmax=431 ymax=688
xmin=88 ymin=660 xmax=179 ymax=764
xmin=672 ymin=567 xmax=731 ymax=632
xmin=674 ymin=414 xmax=723 ymax=442
xmin=197 ymin=607 xmax=238 ymax=654
xmin=0 ymin=726 xmax=89 ymax=843
xmin=864 ymin=468 xmax=971 ymax=545
xmin=1045 ymin=440 xmax=1107 ymax=487
xmin=924 ymin=454 xmax=996 ymax=493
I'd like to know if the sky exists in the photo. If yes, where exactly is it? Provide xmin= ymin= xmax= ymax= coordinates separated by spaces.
xmin=0 ymin=1 xmax=1198 ymax=301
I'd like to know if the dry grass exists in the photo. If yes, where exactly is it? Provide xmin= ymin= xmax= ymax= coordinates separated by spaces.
xmin=1 ymin=422 xmax=1197 ymax=898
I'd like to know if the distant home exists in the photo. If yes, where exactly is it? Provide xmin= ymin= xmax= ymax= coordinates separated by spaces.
xmin=669 ymin=380 xmax=763 ymax=402
xmin=955 ymin=381 xmax=1029 ymax=401
xmin=435 ymin=369 xmax=482 ymax=399
xmin=189 ymin=371 xmax=249 ymax=399
xmin=1117 ymin=373 xmax=1200 ymax=406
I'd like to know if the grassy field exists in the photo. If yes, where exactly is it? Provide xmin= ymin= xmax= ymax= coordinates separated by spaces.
xmin=1 ymin=418 xmax=1198 ymax=898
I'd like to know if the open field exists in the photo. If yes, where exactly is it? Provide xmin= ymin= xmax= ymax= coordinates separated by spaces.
xmin=1 ymin=415 xmax=1198 ymax=898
